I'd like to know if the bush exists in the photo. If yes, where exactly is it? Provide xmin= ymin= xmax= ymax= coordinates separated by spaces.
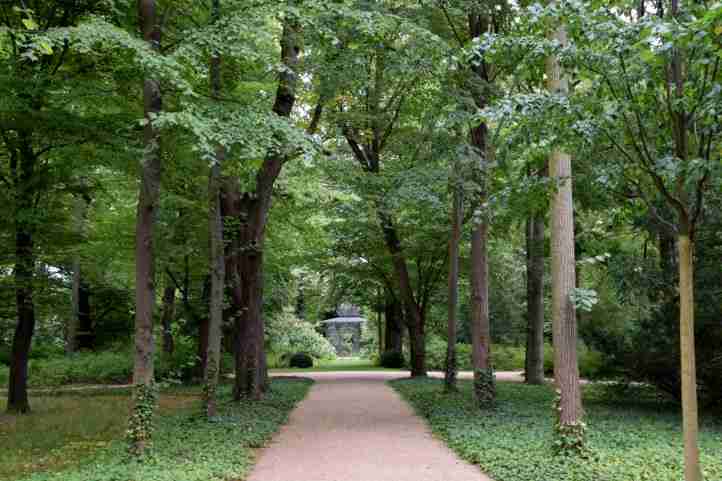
xmin=289 ymin=352 xmax=313 ymax=368
xmin=380 ymin=350 xmax=405 ymax=368
xmin=266 ymin=312 xmax=336 ymax=365
xmin=543 ymin=342 xmax=606 ymax=379
xmin=425 ymin=336 xmax=528 ymax=372
xmin=424 ymin=335 xmax=473 ymax=371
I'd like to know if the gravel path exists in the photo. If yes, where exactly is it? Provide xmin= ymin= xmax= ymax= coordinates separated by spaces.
xmin=247 ymin=371 xmax=493 ymax=481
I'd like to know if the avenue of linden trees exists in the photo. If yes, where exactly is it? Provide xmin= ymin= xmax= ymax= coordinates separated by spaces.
xmin=1 ymin=1 xmax=721 ymax=481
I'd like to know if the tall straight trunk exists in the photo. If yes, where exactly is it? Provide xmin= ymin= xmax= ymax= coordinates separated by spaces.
xmin=468 ymin=11 xmax=494 ymax=406
xmin=547 ymin=14 xmax=583 ymax=445
xmin=678 ymin=234 xmax=701 ymax=481
xmin=129 ymin=0 xmax=162 ymax=454
xmin=525 ymin=213 xmax=545 ymax=384
xmin=669 ymin=2 xmax=699 ymax=475
xmin=67 ymin=193 xmax=90 ymax=353
xmin=233 ymin=17 xmax=299 ymax=399
xmin=203 ymin=0 xmax=225 ymax=418
xmin=445 ymin=181 xmax=463 ymax=391
xmin=377 ymin=287 xmax=384 ymax=359
xmin=160 ymin=282 xmax=175 ymax=355
xmin=7 ymin=145 xmax=36 ymax=414
xmin=384 ymin=291 xmax=403 ymax=353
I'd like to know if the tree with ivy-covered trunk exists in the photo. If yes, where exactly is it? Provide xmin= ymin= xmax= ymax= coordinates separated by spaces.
xmin=546 ymin=2 xmax=584 ymax=454
xmin=203 ymin=0 xmax=225 ymax=419
xmin=129 ymin=0 xmax=162 ymax=454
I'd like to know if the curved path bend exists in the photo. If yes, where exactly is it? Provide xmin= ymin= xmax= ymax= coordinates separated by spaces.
xmin=247 ymin=371 xmax=493 ymax=481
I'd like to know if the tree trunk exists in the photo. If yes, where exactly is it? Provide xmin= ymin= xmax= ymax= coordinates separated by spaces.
xmin=468 ymin=11 xmax=494 ymax=406
xmin=678 ymin=234 xmax=701 ymax=481
xmin=68 ymin=193 xmax=92 ymax=353
xmin=203 ymin=0 xmax=225 ymax=418
xmin=445 ymin=181 xmax=463 ymax=391
xmin=233 ymin=17 xmax=299 ymax=400
xmin=129 ymin=0 xmax=162 ymax=454
xmin=8 ymin=146 xmax=36 ymax=414
xmin=525 ymin=214 xmax=545 ymax=384
xmin=384 ymin=291 xmax=403 ymax=353
xmin=160 ymin=282 xmax=175 ymax=355
xmin=378 ymin=211 xmax=426 ymax=377
xmin=547 ymin=13 xmax=583 ymax=450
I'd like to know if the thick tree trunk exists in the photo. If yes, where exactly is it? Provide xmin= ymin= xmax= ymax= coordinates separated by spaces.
xmin=204 ymin=0 xmax=225 ymax=418
xmin=678 ymin=234 xmax=701 ymax=481
xmin=525 ymin=214 xmax=545 ymax=384
xmin=233 ymin=17 xmax=299 ymax=399
xmin=547 ymin=14 xmax=583 ymax=449
xmin=160 ymin=282 xmax=175 ymax=355
xmin=445 ymin=182 xmax=463 ymax=391
xmin=7 ymin=135 xmax=37 ymax=414
xmin=383 ymin=291 xmax=403 ymax=353
xmin=549 ymin=148 xmax=583 ymax=435
xmin=234 ymin=250 xmax=266 ymax=399
xmin=129 ymin=0 xmax=162 ymax=454
xmin=8 ymin=175 xmax=36 ymax=414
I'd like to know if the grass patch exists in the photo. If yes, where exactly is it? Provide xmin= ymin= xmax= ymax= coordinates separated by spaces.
xmin=271 ymin=357 xmax=401 ymax=372
xmin=391 ymin=378 xmax=722 ymax=481
xmin=1 ymin=379 xmax=311 ymax=481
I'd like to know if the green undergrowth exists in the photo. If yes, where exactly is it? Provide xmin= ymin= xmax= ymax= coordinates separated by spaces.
xmin=3 ymin=379 xmax=312 ymax=481
xmin=391 ymin=378 xmax=722 ymax=481
xmin=270 ymin=357 xmax=400 ymax=372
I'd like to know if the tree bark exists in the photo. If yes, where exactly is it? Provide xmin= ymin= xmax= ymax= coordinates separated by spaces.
xmin=233 ymin=16 xmax=299 ymax=400
xmin=160 ymin=281 xmax=175 ymax=355
xmin=7 ymin=145 xmax=36 ymax=414
xmin=203 ymin=0 xmax=226 ymax=418
xmin=378 ymin=211 xmax=426 ymax=377
xmin=468 ymin=10 xmax=494 ymax=405
xmin=383 ymin=290 xmax=403 ymax=353
xmin=678 ymin=234 xmax=701 ymax=481
xmin=129 ymin=0 xmax=162 ymax=454
xmin=445 ymin=180 xmax=463 ymax=391
xmin=525 ymin=213 xmax=545 ymax=384
xmin=67 ymin=193 xmax=92 ymax=353
xmin=547 ymin=14 xmax=583 ymax=439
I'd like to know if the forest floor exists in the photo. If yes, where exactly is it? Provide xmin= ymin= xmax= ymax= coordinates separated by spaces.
xmin=392 ymin=378 xmax=722 ymax=481
xmin=0 ymin=380 xmax=311 ymax=481
xmin=0 ymin=387 xmax=199 ymax=480
xmin=248 ymin=371 xmax=492 ymax=481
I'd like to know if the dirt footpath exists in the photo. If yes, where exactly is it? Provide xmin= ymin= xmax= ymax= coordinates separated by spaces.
xmin=247 ymin=371 xmax=493 ymax=481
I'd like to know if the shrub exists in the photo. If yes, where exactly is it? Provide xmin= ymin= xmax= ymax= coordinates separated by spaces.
xmin=289 ymin=352 xmax=313 ymax=368
xmin=425 ymin=336 xmax=528 ymax=372
xmin=266 ymin=312 xmax=336 ymax=364
xmin=424 ymin=335 xmax=473 ymax=371
xmin=380 ymin=350 xmax=405 ymax=368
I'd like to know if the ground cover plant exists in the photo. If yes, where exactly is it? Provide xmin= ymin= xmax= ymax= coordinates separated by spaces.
xmin=0 ymin=379 xmax=311 ymax=481
xmin=391 ymin=378 xmax=722 ymax=481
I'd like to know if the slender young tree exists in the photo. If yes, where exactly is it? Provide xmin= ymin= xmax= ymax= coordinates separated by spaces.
xmin=546 ymin=8 xmax=583 ymax=451
xmin=468 ymin=8 xmax=495 ymax=406
xmin=525 ymin=167 xmax=546 ymax=385
xmin=128 ymin=0 xmax=162 ymax=454
xmin=444 ymin=174 xmax=463 ymax=391
xmin=160 ymin=279 xmax=175 ymax=355
xmin=204 ymin=0 xmax=225 ymax=418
